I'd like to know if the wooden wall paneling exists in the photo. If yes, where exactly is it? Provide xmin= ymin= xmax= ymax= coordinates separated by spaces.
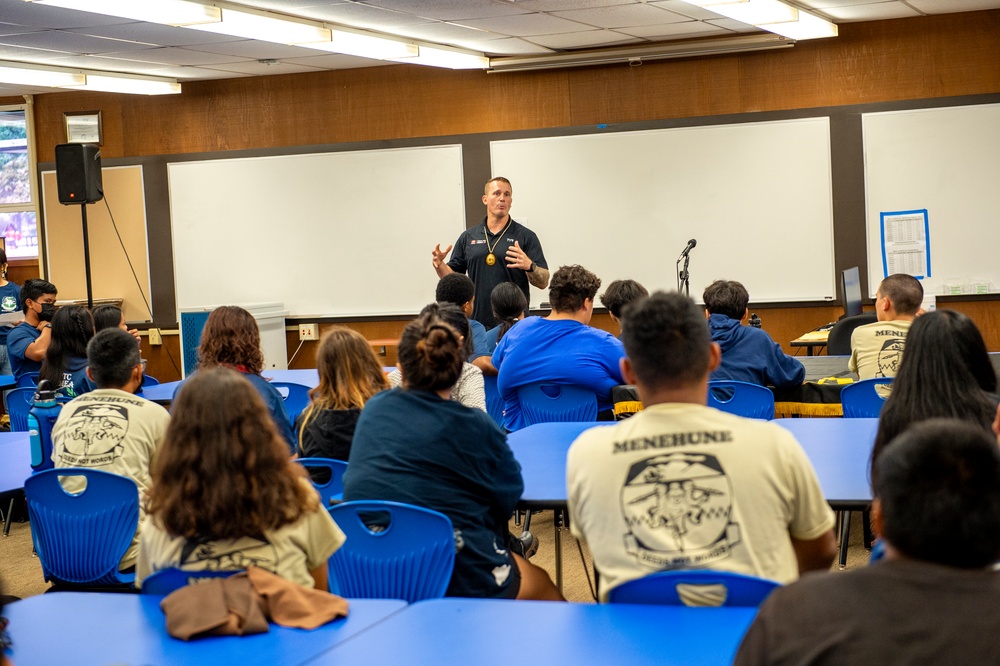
xmin=7 ymin=260 xmax=39 ymax=285
xmin=936 ymin=302 xmax=1000 ymax=352
xmin=140 ymin=334 xmax=183 ymax=383
xmin=751 ymin=304 xmax=843 ymax=355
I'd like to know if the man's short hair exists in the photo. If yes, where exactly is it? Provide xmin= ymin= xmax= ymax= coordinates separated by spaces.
xmin=87 ymin=328 xmax=141 ymax=388
xmin=20 ymin=278 xmax=57 ymax=314
xmin=879 ymin=274 xmax=923 ymax=316
xmin=703 ymin=280 xmax=749 ymax=320
xmin=621 ymin=292 xmax=712 ymax=388
xmin=484 ymin=176 xmax=511 ymax=193
xmin=549 ymin=265 xmax=601 ymax=313
xmin=600 ymin=279 xmax=649 ymax=318
xmin=874 ymin=419 xmax=1000 ymax=569
xmin=436 ymin=273 xmax=475 ymax=307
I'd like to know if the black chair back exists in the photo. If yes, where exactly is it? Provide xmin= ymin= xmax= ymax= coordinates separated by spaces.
xmin=827 ymin=313 xmax=877 ymax=356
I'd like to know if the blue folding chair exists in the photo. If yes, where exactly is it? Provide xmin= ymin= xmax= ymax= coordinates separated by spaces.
xmin=271 ymin=381 xmax=311 ymax=424
xmin=25 ymin=468 xmax=139 ymax=587
xmin=298 ymin=457 xmax=348 ymax=506
xmin=4 ymin=387 xmax=35 ymax=432
xmin=608 ymin=570 xmax=780 ymax=607
xmin=140 ymin=567 xmax=240 ymax=595
xmin=141 ymin=375 xmax=160 ymax=387
xmin=517 ymin=383 xmax=598 ymax=427
xmin=16 ymin=372 xmax=39 ymax=388
xmin=707 ymin=381 xmax=775 ymax=420
xmin=484 ymin=375 xmax=505 ymax=429
xmin=327 ymin=500 xmax=455 ymax=602
xmin=840 ymin=377 xmax=893 ymax=418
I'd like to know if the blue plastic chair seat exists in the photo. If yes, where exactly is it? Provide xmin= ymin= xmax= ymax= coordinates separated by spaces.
xmin=271 ymin=381 xmax=311 ymax=424
xmin=841 ymin=377 xmax=893 ymax=418
xmin=327 ymin=500 xmax=455 ymax=602
xmin=608 ymin=570 xmax=780 ymax=607
xmin=4 ymin=387 xmax=36 ymax=432
xmin=298 ymin=457 xmax=349 ymax=506
xmin=16 ymin=372 xmax=39 ymax=389
xmin=25 ymin=468 xmax=139 ymax=587
xmin=707 ymin=380 xmax=775 ymax=420
xmin=517 ymin=383 xmax=598 ymax=426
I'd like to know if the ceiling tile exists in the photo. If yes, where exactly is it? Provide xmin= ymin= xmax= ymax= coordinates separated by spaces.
xmin=796 ymin=0 xmax=892 ymax=8
xmin=361 ymin=0 xmax=531 ymax=21
xmin=551 ymin=3 xmax=691 ymax=29
xmin=139 ymin=65 xmax=250 ymax=80
xmin=63 ymin=22 xmax=244 ymax=48
xmin=389 ymin=21 xmax=502 ymax=47
xmin=236 ymin=0 xmax=351 ymax=9
xmin=499 ymin=0 xmax=635 ymax=10
xmin=456 ymin=12 xmax=593 ymax=36
xmin=196 ymin=60 xmax=330 ymax=76
xmin=40 ymin=53 xmax=198 ymax=74
xmin=279 ymin=3 xmax=439 ymax=30
xmin=820 ymin=2 xmax=921 ymax=21
xmin=0 ymin=30 xmax=156 ymax=54
xmin=908 ymin=0 xmax=1000 ymax=12
xmin=648 ymin=1 xmax=734 ymax=20
xmin=0 ymin=44 xmax=71 ymax=62
xmin=181 ymin=40 xmax=328 ymax=60
xmin=524 ymin=29 xmax=645 ymax=49
xmin=703 ymin=18 xmax=761 ymax=32
xmin=0 ymin=0 xmax=134 ymax=29
xmin=281 ymin=52 xmax=394 ymax=69
xmin=102 ymin=47 xmax=253 ymax=66
xmin=471 ymin=36 xmax=554 ymax=55
xmin=616 ymin=20 xmax=730 ymax=38
xmin=0 ymin=22 xmax=44 ymax=37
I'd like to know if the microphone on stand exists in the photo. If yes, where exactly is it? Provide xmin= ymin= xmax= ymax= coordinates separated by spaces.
xmin=678 ymin=238 xmax=697 ymax=259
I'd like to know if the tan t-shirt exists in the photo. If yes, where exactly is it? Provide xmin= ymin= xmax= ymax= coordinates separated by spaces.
xmin=136 ymin=488 xmax=345 ymax=589
xmin=567 ymin=403 xmax=835 ymax=601
xmin=51 ymin=388 xmax=171 ymax=569
xmin=849 ymin=319 xmax=912 ymax=380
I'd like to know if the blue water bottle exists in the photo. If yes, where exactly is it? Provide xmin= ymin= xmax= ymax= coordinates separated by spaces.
xmin=28 ymin=380 xmax=62 ymax=471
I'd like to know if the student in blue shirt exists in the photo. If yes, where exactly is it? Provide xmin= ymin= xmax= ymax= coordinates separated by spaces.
xmin=7 ymin=278 xmax=57 ymax=380
xmin=704 ymin=279 xmax=804 ymax=389
xmin=435 ymin=273 xmax=491 ymax=372
xmin=0 ymin=249 xmax=22 ymax=376
xmin=39 ymin=305 xmax=94 ymax=397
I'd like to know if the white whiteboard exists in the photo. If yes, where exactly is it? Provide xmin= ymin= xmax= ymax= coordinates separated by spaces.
xmin=168 ymin=145 xmax=465 ymax=317
xmin=490 ymin=118 xmax=835 ymax=304
xmin=863 ymin=103 xmax=1000 ymax=297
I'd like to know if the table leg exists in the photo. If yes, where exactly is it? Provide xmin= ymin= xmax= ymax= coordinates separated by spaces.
xmin=838 ymin=510 xmax=851 ymax=569
xmin=3 ymin=497 xmax=14 ymax=537
xmin=554 ymin=510 xmax=563 ymax=591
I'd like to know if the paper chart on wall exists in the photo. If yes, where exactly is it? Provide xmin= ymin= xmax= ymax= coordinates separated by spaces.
xmin=879 ymin=209 xmax=929 ymax=279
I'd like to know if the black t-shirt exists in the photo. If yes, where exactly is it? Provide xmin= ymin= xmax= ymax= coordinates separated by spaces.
xmin=447 ymin=218 xmax=547 ymax=329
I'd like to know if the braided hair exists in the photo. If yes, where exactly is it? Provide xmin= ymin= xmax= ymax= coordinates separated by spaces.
xmin=39 ymin=305 xmax=95 ymax=390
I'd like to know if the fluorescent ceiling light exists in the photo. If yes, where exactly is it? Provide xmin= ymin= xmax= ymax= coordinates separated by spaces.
xmin=396 ymin=46 xmax=489 ymax=70
xmin=761 ymin=9 xmax=838 ymax=39
xmin=72 ymin=73 xmax=182 ymax=95
xmin=306 ymin=29 xmax=418 ymax=60
xmin=689 ymin=0 xmax=798 ymax=26
xmin=188 ymin=7 xmax=330 ymax=44
xmin=0 ymin=61 xmax=85 ymax=87
xmin=24 ymin=0 xmax=221 ymax=26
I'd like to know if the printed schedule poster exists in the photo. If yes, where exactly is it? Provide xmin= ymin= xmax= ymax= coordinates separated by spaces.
xmin=880 ymin=209 xmax=930 ymax=279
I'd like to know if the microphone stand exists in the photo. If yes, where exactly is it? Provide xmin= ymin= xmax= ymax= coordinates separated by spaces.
xmin=676 ymin=251 xmax=692 ymax=297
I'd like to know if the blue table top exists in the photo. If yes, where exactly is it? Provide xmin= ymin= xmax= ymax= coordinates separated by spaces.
xmin=315 ymin=598 xmax=757 ymax=665
xmin=0 ymin=431 xmax=31 ymax=494
xmin=507 ymin=418 xmax=876 ymax=510
xmin=0 ymin=373 xmax=15 ymax=390
xmin=4 ymin=592 xmax=407 ymax=666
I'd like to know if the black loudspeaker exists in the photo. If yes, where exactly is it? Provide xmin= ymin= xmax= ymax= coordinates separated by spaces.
xmin=55 ymin=143 xmax=103 ymax=204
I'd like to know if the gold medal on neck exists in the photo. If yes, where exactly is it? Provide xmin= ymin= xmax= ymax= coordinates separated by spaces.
xmin=486 ymin=253 xmax=496 ymax=266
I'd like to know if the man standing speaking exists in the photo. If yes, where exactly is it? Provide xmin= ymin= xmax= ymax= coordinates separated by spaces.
xmin=432 ymin=177 xmax=549 ymax=328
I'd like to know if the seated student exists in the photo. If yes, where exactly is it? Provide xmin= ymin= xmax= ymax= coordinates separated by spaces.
xmin=92 ymin=304 xmax=142 ymax=344
xmin=493 ymin=264 xmax=625 ymax=431
xmin=38 ymin=305 xmax=94 ymax=398
xmin=0 ymin=249 xmax=22 ymax=376
xmin=137 ymin=368 xmax=344 ymax=590
xmin=51 ymin=328 xmax=170 ymax=571
xmin=295 ymin=326 xmax=389 ymax=461
xmin=7 ymin=278 xmax=57 ymax=380
xmin=871 ymin=309 xmax=997 ymax=486
xmin=567 ymin=292 xmax=836 ymax=601
xmin=345 ymin=305 xmax=563 ymax=600
xmin=388 ymin=303 xmax=486 ymax=411
xmin=599 ymin=279 xmax=648 ymax=337
xmin=736 ymin=419 xmax=1000 ymax=665
xmin=849 ymin=273 xmax=923 ymax=380
xmin=484 ymin=282 xmax=527 ymax=353
xmin=436 ymin=273 xmax=492 ymax=373
xmin=192 ymin=305 xmax=295 ymax=453
xmin=703 ymin=280 xmax=804 ymax=389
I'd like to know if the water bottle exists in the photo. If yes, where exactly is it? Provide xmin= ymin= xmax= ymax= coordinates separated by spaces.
xmin=28 ymin=380 xmax=62 ymax=471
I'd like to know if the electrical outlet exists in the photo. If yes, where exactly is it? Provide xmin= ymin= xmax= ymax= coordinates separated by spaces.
xmin=148 ymin=328 xmax=162 ymax=346
xmin=299 ymin=323 xmax=318 ymax=341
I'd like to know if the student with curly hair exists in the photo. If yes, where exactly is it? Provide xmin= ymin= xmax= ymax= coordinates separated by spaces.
xmin=137 ymin=367 xmax=344 ymax=589
xmin=345 ymin=305 xmax=563 ymax=601
xmin=194 ymin=305 xmax=295 ymax=452
xmin=295 ymin=326 xmax=388 ymax=461
xmin=38 ymin=304 xmax=94 ymax=397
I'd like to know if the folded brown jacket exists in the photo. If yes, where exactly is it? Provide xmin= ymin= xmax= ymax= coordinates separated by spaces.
xmin=160 ymin=567 xmax=350 ymax=641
